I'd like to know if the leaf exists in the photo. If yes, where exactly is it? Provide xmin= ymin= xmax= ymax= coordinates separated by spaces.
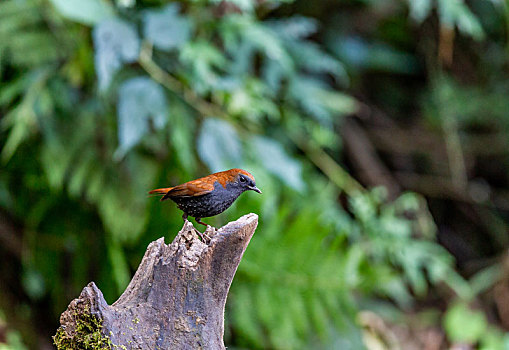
xmin=438 ymin=0 xmax=485 ymax=40
xmin=93 ymin=18 xmax=140 ymax=91
xmin=210 ymin=0 xmax=256 ymax=13
xmin=468 ymin=264 xmax=503 ymax=297
xmin=408 ymin=0 xmax=485 ymax=40
xmin=331 ymin=36 xmax=419 ymax=75
xmin=21 ymin=269 xmax=45 ymax=300
xmin=1 ymin=107 xmax=34 ymax=163
xmin=227 ymin=79 xmax=279 ymax=121
xmin=97 ymin=183 xmax=149 ymax=243
xmin=407 ymin=0 xmax=433 ymax=23
xmin=115 ymin=77 xmax=168 ymax=158
xmin=250 ymin=136 xmax=305 ymax=191
xmin=262 ymin=57 xmax=290 ymax=91
xmin=143 ymin=4 xmax=191 ymax=52
xmin=268 ymin=16 xmax=318 ymax=39
xmin=231 ymin=286 xmax=264 ymax=346
xmin=287 ymin=41 xmax=348 ymax=82
xmin=223 ymin=16 xmax=288 ymax=63
xmin=1 ymin=70 xmax=49 ymax=163
xmin=444 ymin=302 xmax=487 ymax=344
xmin=344 ymin=245 xmax=365 ymax=288
xmin=0 ymin=2 xmax=62 ymax=67
xmin=0 ymin=6 xmax=40 ymax=36
xmin=289 ymin=76 xmax=356 ymax=125
xmin=49 ymin=0 xmax=114 ymax=25
xmin=197 ymin=118 xmax=242 ymax=172
xmin=169 ymin=105 xmax=197 ymax=173
xmin=179 ymin=41 xmax=227 ymax=93
xmin=40 ymin=140 xmax=73 ymax=190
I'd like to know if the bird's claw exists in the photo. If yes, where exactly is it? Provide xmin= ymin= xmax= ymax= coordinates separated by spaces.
xmin=194 ymin=225 xmax=217 ymax=243
xmin=195 ymin=228 xmax=211 ymax=243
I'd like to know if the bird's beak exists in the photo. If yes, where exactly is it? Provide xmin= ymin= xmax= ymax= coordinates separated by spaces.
xmin=250 ymin=186 xmax=262 ymax=194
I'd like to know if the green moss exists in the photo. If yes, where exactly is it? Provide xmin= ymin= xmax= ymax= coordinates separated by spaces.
xmin=53 ymin=308 xmax=113 ymax=350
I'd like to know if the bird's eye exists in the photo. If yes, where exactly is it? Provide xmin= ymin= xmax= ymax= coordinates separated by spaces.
xmin=239 ymin=176 xmax=246 ymax=183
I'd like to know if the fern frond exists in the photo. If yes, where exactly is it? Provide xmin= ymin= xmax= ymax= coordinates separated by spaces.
xmin=0 ymin=0 xmax=62 ymax=67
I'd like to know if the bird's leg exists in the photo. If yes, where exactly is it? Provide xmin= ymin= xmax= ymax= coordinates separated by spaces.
xmin=195 ymin=218 xmax=207 ymax=226
xmin=196 ymin=218 xmax=216 ymax=236
xmin=182 ymin=213 xmax=189 ymax=222
xmin=194 ymin=218 xmax=212 ymax=242
xmin=195 ymin=230 xmax=210 ymax=242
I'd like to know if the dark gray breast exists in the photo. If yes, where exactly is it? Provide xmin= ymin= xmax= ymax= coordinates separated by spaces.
xmin=171 ymin=181 xmax=245 ymax=218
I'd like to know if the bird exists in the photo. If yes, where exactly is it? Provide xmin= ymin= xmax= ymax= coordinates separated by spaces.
xmin=149 ymin=169 xmax=261 ymax=235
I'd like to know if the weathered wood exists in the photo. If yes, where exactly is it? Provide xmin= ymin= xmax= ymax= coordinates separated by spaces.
xmin=54 ymin=214 xmax=258 ymax=349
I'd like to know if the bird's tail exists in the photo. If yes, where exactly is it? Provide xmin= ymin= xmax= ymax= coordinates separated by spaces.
xmin=148 ymin=187 xmax=173 ymax=200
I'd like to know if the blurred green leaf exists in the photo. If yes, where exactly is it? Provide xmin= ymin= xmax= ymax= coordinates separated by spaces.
xmin=209 ymin=0 xmax=257 ymax=12
xmin=408 ymin=0 xmax=433 ymax=23
xmin=269 ymin=16 xmax=318 ymax=39
xmin=21 ymin=269 xmax=45 ymax=300
xmin=143 ymin=4 xmax=191 ymax=52
xmin=169 ymin=106 xmax=197 ymax=173
xmin=93 ymin=18 xmax=140 ymax=91
xmin=444 ymin=302 xmax=488 ymax=344
xmin=197 ymin=118 xmax=242 ymax=172
xmin=407 ymin=0 xmax=485 ymax=40
xmin=250 ymin=136 xmax=305 ymax=191
xmin=49 ymin=0 xmax=114 ymax=25
xmin=479 ymin=328 xmax=509 ymax=350
xmin=438 ymin=0 xmax=485 ymax=39
xmin=180 ymin=40 xmax=227 ymax=93
xmin=0 ymin=330 xmax=28 ymax=350
xmin=115 ymin=77 xmax=168 ymax=158
xmin=0 ymin=1 xmax=62 ymax=67
xmin=1 ymin=70 xmax=49 ymax=162
xmin=331 ymin=36 xmax=419 ymax=74
xmin=468 ymin=264 xmax=503 ymax=297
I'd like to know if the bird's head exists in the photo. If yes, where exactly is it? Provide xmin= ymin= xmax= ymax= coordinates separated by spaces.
xmin=227 ymin=169 xmax=262 ymax=194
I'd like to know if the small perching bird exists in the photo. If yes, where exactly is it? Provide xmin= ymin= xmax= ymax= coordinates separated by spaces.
xmin=149 ymin=169 xmax=261 ymax=237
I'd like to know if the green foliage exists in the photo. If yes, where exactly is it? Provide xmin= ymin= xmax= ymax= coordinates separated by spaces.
xmin=115 ymin=77 xmax=168 ymax=158
xmin=197 ymin=118 xmax=243 ymax=172
xmin=1 ymin=0 xmax=506 ymax=348
xmin=442 ymin=298 xmax=509 ymax=349
xmin=93 ymin=19 xmax=140 ymax=90
xmin=0 ymin=310 xmax=28 ymax=350
xmin=444 ymin=301 xmax=487 ymax=344
xmin=408 ymin=0 xmax=484 ymax=39
xmin=424 ymin=75 xmax=509 ymax=129
xmin=249 ymin=136 xmax=305 ymax=191
xmin=48 ymin=0 xmax=115 ymax=26
xmin=346 ymin=190 xmax=470 ymax=302
xmin=0 ymin=333 xmax=27 ymax=350
xmin=0 ymin=0 xmax=63 ymax=68
xmin=143 ymin=4 xmax=191 ymax=51
xmin=232 ymin=190 xmax=363 ymax=348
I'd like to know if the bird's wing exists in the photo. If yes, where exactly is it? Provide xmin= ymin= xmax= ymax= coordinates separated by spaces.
xmin=165 ymin=178 xmax=215 ymax=198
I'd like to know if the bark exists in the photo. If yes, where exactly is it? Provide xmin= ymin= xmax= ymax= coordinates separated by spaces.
xmin=54 ymin=213 xmax=258 ymax=350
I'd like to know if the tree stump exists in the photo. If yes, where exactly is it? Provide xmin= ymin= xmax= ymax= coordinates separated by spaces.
xmin=53 ymin=213 xmax=258 ymax=349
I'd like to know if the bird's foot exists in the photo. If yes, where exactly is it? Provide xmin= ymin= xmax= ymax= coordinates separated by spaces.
xmin=195 ymin=229 xmax=212 ymax=243
xmin=194 ymin=223 xmax=217 ymax=243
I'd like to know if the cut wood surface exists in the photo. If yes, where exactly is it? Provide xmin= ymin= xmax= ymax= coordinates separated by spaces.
xmin=54 ymin=214 xmax=258 ymax=349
